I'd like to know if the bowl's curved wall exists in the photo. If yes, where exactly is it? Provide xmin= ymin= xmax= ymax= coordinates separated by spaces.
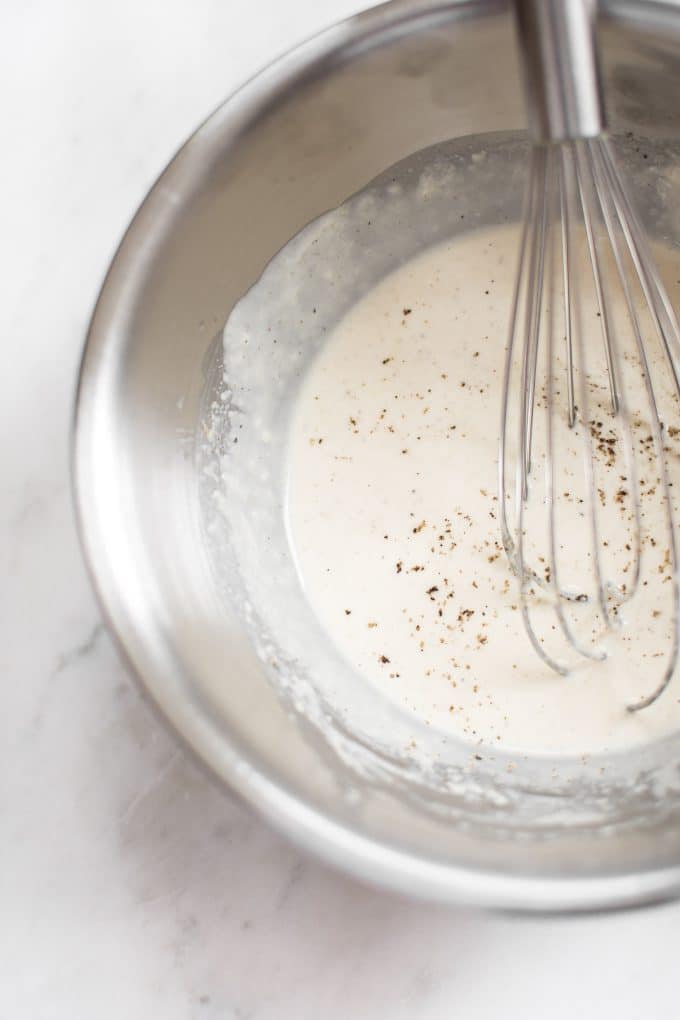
xmin=74 ymin=0 xmax=680 ymax=910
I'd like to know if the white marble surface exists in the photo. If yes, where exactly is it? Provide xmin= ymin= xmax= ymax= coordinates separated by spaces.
xmin=4 ymin=0 xmax=680 ymax=1016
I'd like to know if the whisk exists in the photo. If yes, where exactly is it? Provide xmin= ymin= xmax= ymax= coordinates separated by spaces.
xmin=499 ymin=0 xmax=680 ymax=710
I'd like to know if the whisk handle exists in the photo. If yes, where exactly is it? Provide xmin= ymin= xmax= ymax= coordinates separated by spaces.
xmin=514 ymin=0 xmax=606 ymax=142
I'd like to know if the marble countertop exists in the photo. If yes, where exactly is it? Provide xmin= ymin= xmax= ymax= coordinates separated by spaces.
xmin=5 ymin=0 xmax=680 ymax=1016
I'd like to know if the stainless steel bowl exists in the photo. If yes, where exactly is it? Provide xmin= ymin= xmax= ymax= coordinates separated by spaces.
xmin=74 ymin=0 xmax=680 ymax=911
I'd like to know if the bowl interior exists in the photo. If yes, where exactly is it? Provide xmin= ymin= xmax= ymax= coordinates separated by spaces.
xmin=76 ymin=0 xmax=680 ymax=908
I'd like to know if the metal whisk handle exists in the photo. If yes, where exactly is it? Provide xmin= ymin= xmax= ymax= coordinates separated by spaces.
xmin=514 ymin=0 xmax=606 ymax=142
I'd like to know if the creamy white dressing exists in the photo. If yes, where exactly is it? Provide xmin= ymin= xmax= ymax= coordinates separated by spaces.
xmin=286 ymin=223 xmax=680 ymax=755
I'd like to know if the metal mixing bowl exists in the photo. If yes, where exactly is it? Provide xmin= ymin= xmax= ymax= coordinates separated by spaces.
xmin=74 ymin=0 xmax=680 ymax=911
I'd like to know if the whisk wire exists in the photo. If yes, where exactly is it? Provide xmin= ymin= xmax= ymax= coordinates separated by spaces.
xmin=561 ymin=141 xmax=612 ymax=637
xmin=586 ymin=141 xmax=643 ymax=603
xmin=548 ymin=147 xmax=607 ymax=663
xmin=574 ymin=140 xmax=642 ymax=617
xmin=555 ymin=143 xmax=610 ymax=659
xmin=499 ymin=147 xmax=539 ymax=568
xmin=602 ymin=137 xmax=680 ymax=404
xmin=591 ymin=142 xmax=680 ymax=710
xmin=559 ymin=154 xmax=577 ymax=429
xmin=521 ymin=146 xmax=549 ymax=491
xmin=517 ymin=144 xmax=570 ymax=675
xmin=502 ymin=144 xmax=610 ymax=673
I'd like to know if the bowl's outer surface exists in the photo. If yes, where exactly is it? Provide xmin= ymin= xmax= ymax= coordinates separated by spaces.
xmin=74 ymin=0 xmax=680 ymax=911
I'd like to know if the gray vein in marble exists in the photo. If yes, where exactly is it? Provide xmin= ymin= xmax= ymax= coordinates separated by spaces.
xmin=54 ymin=621 xmax=105 ymax=675
xmin=119 ymin=748 xmax=183 ymax=827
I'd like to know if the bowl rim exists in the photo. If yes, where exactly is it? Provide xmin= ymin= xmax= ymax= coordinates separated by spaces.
xmin=72 ymin=0 xmax=680 ymax=913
